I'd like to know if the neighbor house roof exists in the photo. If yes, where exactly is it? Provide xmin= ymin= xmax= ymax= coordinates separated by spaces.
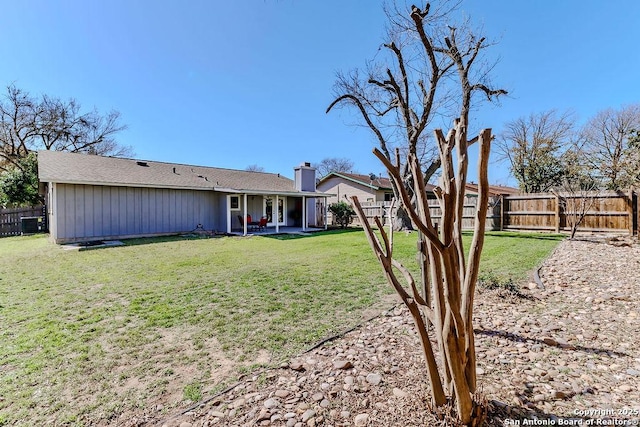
xmin=38 ymin=151 xmax=325 ymax=196
xmin=318 ymin=171 xmax=438 ymax=193
xmin=318 ymin=172 xmax=394 ymax=190
xmin=465 ymin=182 xmax=520 ymax=196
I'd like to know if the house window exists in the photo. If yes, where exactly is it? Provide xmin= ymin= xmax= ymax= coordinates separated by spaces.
xmin=229 ymin=195 xmax=240 ymax=210
xmin=384 ymin=193 xmax=393 ymax=201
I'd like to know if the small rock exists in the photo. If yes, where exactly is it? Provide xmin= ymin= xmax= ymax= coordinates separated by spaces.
xmin=354 ymin=413 xmax=369 ymax=426
xmin=627 ymin=369 xmax=640 ymax=376
xmin=542 ymin=337 xmax=558 ymax=346
xmin=302 ymin=409 xmax=316 ymax=423
xmin=552 ymin=391 xmax=569 ymax=400
xmin=365 ymin=373 xmax=382 ymax=386
xmin=392 ymin=387 xmax=409 ymax=398
xmin=290 ymin=362 xmax=305 ymax=372
xmin=179 ymin=423 xmax=193 ymax=427
xmin=275 ymin=389 xmax=291 ymax=398
xmin=232 ymin=398 xmax=246 ymax=408
xmin=264 ymin=398 xmax=279 ymax=409
xmin=333 ymin=360 xmax=354 ymax=370
xmin=311 ymin=392 xmax=324 ymax=402
xmin=618 ymin=384 xmax=632 ymax=392
xmin=298 ymin=402 xmax=310 ymax=411
xmin=210 ymin=411 xmax=225 ymax=418
xmin=257 ymin=409 xmax=271 ymax=422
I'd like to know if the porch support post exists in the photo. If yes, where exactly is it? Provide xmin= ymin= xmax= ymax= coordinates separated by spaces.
xmin=302 ymin=196 xmax=307 ymax=232
xmin=275 ymin=194 xmax=280 ymax=233
xmin=243 ymin=193 xmax=248 ymax=236
xmin=226 ymin=195 xmax=232 ymax=234
xmin=324 ymin=197 xmax=328 ymax=230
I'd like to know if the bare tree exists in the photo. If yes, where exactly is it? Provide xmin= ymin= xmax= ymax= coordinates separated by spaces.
xmin=245 ymin=164 xmax=265 ymax=172
xmin=580 ymin=104 xmax=640 ymax=190
xmin=557 ymin=148 xmax=601 ymax=239
xmin=315 ymin=157 xmax=355 ymax=177
xmin=0 ymin=84 xmax=131 ymax=171
xmin=327 ymin=1 xmax=504 ymax=230
xmin=496 ymin=110 xmax=576 ymax=193
xmin=329 ymin=2 xmax=505 ymax=424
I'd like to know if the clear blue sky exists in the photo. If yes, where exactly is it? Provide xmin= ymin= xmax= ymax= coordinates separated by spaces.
xmin=1 ymin=1 xmax=639 ymax=186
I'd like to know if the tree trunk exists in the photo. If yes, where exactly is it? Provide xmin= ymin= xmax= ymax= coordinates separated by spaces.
xmin=393 ymin=205 xmax=414 ymax=231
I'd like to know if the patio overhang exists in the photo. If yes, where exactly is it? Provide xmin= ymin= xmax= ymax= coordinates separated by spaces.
xmin=214 ymin=187 xmax=331 ymax=198
xmin=222 ymin=188 xmax=335 ymax=236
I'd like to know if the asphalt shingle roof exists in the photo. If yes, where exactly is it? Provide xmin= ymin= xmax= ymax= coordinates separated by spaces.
xmin=37 ymin=150 xmax=299 ymax=193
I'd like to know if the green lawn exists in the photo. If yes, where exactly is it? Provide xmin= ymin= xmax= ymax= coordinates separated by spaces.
xmin=0 ymin=229 xmax=562 ymax=426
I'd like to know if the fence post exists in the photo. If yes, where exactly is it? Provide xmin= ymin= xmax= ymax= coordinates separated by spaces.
xmin=554 ymin=193 xmax=561 ymax=234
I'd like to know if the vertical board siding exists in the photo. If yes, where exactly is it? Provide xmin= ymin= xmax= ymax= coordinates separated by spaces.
xmin=53 ymin=184 xmax=217 ymax=242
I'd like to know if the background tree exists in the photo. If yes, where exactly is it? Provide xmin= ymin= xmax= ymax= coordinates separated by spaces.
xmin=0 ymin=84 xmax=131 ymax=171
xmin=580 ymin=104 xmax=640 ymax=190
xmin=329 ymin=2 xmax=505 ymax=424
xmin=245 ymin=164 xmax=265 ymax=172
xmin=327 ymin=1 xmax=504 ymax=231
xmin=314 ymin=157 xmax=355 ymax=177
xmin=557 ymin=147 xmax=602 ymax=239
xmin=497 ymin=110 xmax=575 ymax=193
xmin=0 ymin=153 xmax=41 ymax=207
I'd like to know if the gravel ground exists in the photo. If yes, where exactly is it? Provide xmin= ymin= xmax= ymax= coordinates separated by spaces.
xmin=140 ymin=236 xmax=640 ymax=427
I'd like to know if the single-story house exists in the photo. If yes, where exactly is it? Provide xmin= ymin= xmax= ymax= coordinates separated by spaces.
xmin=38 ymin=150 xmax=330 ymax=243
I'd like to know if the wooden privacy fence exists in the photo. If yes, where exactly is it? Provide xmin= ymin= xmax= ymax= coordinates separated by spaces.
xmin=340 ymin=189 xmax=639 ymax=235
xmin=503 ymin=190 xmax=637 ymax=235
xmin=347 ymin=195 xmax=502 ymax=230
xmin=0 ymin=205 xmax=47 ymax=237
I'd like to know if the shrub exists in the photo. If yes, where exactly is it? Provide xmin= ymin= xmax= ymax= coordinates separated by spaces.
xmin=329 ymin=201 xmax=355 ymax=228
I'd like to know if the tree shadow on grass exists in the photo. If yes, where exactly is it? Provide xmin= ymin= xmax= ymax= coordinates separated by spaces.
xmin=478 ymin=231 xmax=566 ymax=241
xmin=260 ymin=227 xmax=363 ymax=240
xmin=74 ymin=227 xmax=366 ymax=249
